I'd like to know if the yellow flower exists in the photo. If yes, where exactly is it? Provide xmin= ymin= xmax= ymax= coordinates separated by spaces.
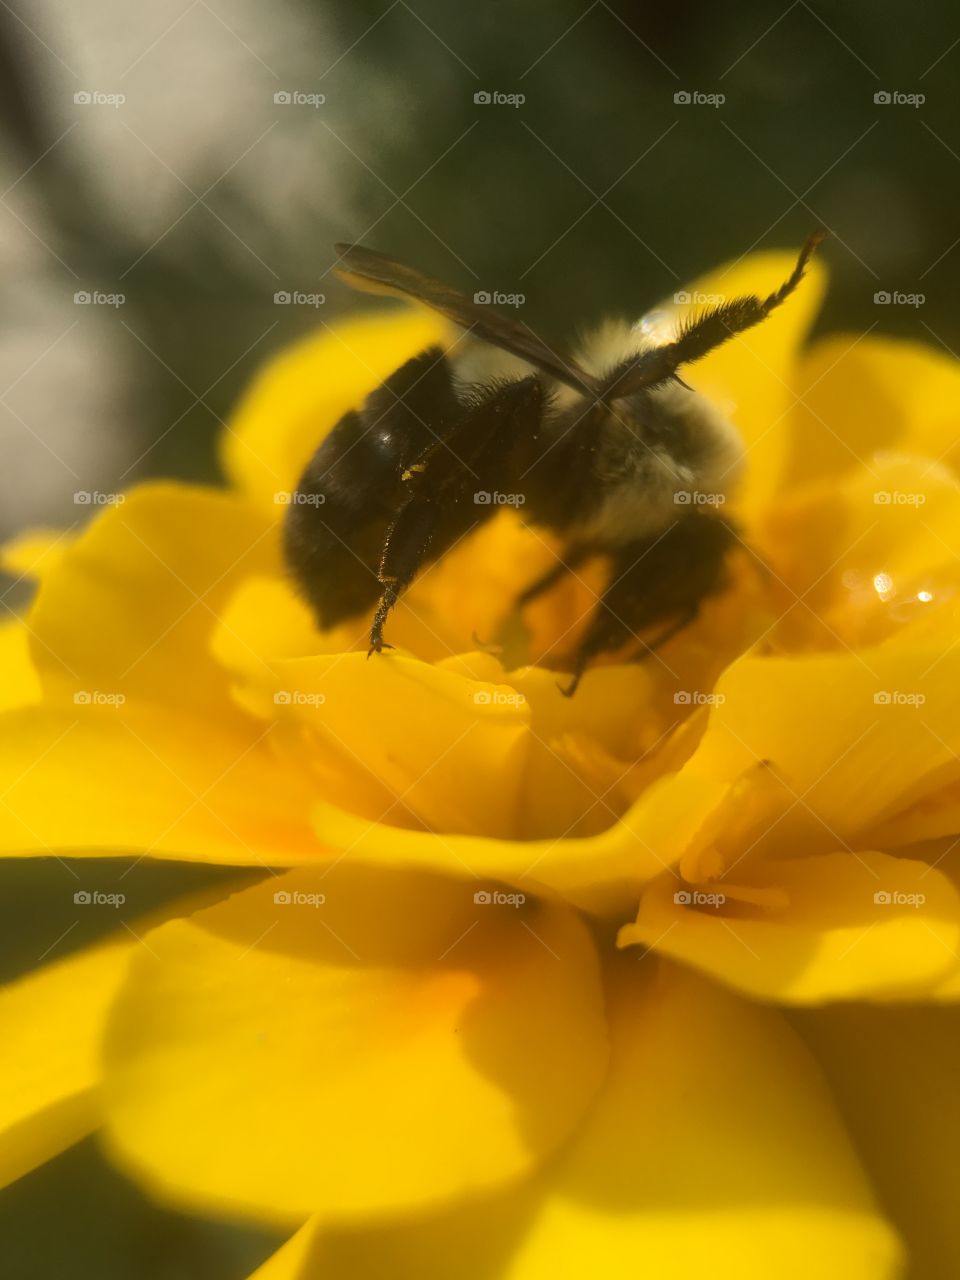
xmin=4 ymin=248 xmax=960 ymax=1278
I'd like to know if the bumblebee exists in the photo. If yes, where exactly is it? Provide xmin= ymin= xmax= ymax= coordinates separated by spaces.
xmin=284 ymin=234 xmax=823 ymax=693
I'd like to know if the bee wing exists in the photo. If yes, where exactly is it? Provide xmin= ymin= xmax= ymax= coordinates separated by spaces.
xmin=334 ymin=243 xmax=599 ymax=396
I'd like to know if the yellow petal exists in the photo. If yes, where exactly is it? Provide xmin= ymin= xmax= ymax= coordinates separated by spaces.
xmin=28 ymin=483 xmax=278 ymax=720
xmin=0 ymin=622 xmax=41 ymax=712
xmin=236 ymin=651 xmax=533 ymax=839
xmin=784 ymin=333 xmax=960 ymax=489
xmin=101 ymin=867 xmax=608 ymax=1224
xmin=246 ymin=961 xmax=902 ymax=1280
xmin=309 ymin=769 xmax=731 ymax=916
xmin=675 ymin=642 xmax=960 ymax=869
xmin=758 ymin=454 xmax=960 ymax=652
xmin=498 ymin=960 xmax=901 ymax=1279
xmin=0 ymin=526 xmax=74 ymax=579
xmin=215 ymin=572 xmax=699 ymax=845
xmin=246 ymin=1221 xmax=321 ymax=1278
xmin=620 ymin=852 xmax=960 ymax=1003
xmin=797 ymin=1001 xmax=960 ymax=1279
xmin=0 ymin=938 xmax=132 ymax=1188
xmin=665 ymin=248 xmax=826 ymax=519
xmin=223 ymin=309 xmax=451 ymax=511
xmin=0 ymin=704 xmax=318 ymax=864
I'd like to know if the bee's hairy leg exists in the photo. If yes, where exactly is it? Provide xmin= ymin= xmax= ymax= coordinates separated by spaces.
xmin=368 ymin=501 xmax=437 ymax=654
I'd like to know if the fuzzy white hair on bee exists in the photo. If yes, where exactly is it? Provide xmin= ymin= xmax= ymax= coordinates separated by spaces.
xmin=283 ymin=233 xmax=824 ymax=694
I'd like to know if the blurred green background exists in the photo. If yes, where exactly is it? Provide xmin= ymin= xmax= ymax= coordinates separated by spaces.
xmin=1 ymin=0 xmax=958 ymax=1274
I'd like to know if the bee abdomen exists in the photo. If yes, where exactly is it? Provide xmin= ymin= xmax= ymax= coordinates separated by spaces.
xmin=283 ymin=346 xmax=461 ymax=627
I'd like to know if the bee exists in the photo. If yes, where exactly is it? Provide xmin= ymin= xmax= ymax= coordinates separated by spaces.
xmin=284 ymin=234 xmax=824 ymax=694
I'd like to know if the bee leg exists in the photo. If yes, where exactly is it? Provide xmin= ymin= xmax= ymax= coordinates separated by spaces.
xmin=558 ymin=613 xmax=625 ymax=697
xmin=559 ymin=516 xmax=735 ymax=694
xmin=558 ymin=658 xmax=588 ymax=699
xmin=368 ymin=499 xmax=438 ymax=655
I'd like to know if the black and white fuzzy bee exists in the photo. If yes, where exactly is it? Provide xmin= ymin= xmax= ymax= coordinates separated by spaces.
xmin=284 ymin=235 xmax=823 ymax=694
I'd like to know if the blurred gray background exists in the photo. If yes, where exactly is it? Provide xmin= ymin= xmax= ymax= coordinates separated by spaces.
xmin=1 ymin=0 xmax=959 ymax=1274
